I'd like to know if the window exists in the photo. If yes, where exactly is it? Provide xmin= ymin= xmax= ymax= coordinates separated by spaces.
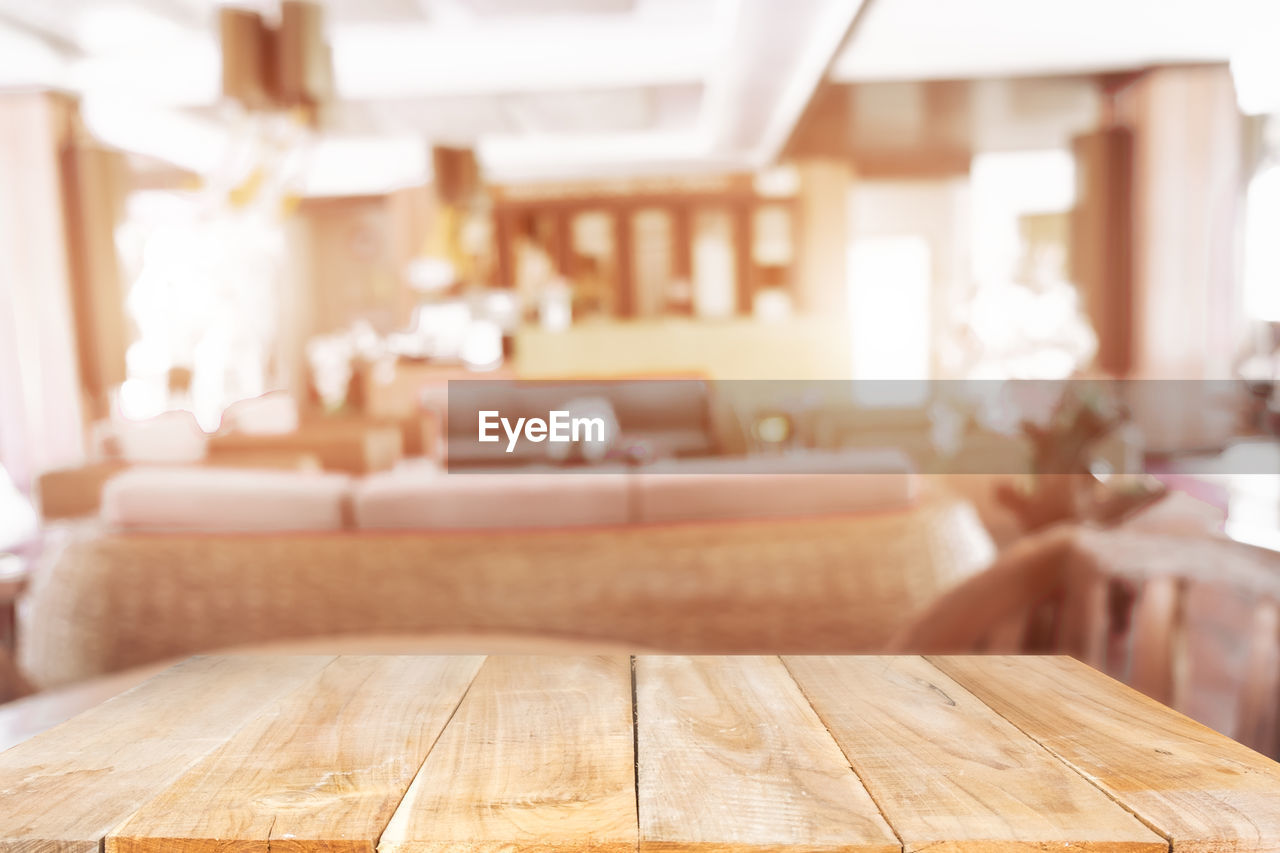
xmin=1243 ymin=161 xmax=1280 ymax=323
xmin=847 ymin=236 xmax=931 ymax=406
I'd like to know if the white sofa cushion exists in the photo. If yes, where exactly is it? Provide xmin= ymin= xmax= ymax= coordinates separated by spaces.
xmin=113 ymin=411 xmax=207 ymax=464
xmin=101 ymin=467 xmax=352 ymax=532
xmin=634 ymin=449 xmax=917 ymax=523
xmin=354 ymin=462 xmax=631 ymax=529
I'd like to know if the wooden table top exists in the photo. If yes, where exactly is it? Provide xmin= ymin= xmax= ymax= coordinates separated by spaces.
xmin=1 ymin=655 xmax=1278 ymax=853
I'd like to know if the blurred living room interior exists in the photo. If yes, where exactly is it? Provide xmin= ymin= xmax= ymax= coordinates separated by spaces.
xmin=3 ymin=0 xmax=1280 ymax=754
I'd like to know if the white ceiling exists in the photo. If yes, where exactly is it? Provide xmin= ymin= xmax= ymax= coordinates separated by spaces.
xmin=831 ymin=0 xmax=1279 ymax=82
xmin=1 ymin=0 xmax=1276 ymax=191
xmin=0 ymin=0 xmax=869 ymax=187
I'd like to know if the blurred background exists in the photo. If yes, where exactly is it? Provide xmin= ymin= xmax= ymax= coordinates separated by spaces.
xmin=3 ymin=0 xmax=1280 ymax=757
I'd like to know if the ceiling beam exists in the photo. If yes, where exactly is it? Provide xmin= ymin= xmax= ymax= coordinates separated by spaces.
xmin=0 ymin=9 xmax=80 ymax=56
xmin=751 ymin=0 xmax=874 ymax=165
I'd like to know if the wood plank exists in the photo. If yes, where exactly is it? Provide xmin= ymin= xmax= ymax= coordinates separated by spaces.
xmin=380 ymin=655 xmax=635 ymax=853
xmin=107 ymin=655 xmax=484 ymax=853
xmin=635 ymin=656 xmax=897 ymax=853
xmin=932 ymin=654 xmax=1280 ymax=853
xmin=0 ymin=655 xmax=335 ymax=853
xmin=784 ymin=656 xmax=1166 ymax=853
xmin=0 ymin=661 xmax=171 ymax=754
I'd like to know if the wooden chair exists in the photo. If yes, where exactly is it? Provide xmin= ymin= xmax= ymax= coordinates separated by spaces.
xmin=891 ymin=523 xmax=1280 ymax=757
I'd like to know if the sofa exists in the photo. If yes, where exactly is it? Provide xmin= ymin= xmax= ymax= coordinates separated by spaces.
xmin=18 ymin=449 xmax=996 ymax=688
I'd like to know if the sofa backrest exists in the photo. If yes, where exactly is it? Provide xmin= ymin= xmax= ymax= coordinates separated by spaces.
xmin=353 ymin=449 xmax=916 ymax=530
xmin=353 ymin=464 xmax=632 ymax=529
xmin=96 ymin=448 xmax=917 ymax=533
xmin=632 ymin=448 xmax=917 ymax=524
xmin=101 ymin=467 xmax=352 ymax=532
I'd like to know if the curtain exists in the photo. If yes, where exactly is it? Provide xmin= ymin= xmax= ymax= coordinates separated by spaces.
xmin=0 ymin=93 xmax=86 ymax=492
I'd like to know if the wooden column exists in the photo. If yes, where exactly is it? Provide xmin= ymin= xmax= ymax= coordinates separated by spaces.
xmin=1072 ymin=127 xmax=1135 ymax=377
xmin=672 ymin=204 xmax=692 ymax=283
xmin=613 ymin=207 xmax=635 ymax=317
xmin=553 ymin=209 xmax=574 ymax=279
xmin=733 ymin=201 xmax=754 ymax=315
xmin=493 ymin=208 xmax=514 ymax=288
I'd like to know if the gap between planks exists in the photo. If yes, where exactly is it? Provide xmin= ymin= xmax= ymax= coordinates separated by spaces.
xmin=189 ymin=655 xmax=1168 ymax=853
xmin=631 ymin=654 xmax=642 ymax=840
xmin=246 ymin=656 xmax=1262 ymax=853
xmin=781 ymin=656 xmax=1167 ymax=853
xmin=409 ymin=656 xmax=1181 ymax=853
xmin=373 ymin=657 xmax=489 ymax=853
xmin=378 ymin=655 xmax=638 ymax=853
xmin=380 ymin=654 xmax=901 ymax=853
xmin=635 ymin=655 xmax=900 ymax=853
xmin=0 ymin=655 xmax=339 ymax=853
xmin=929 ymin=655 xmax=1280 ymax=853
xmin=927 ymin=655 xmax=1174 ymax=852
xmin=105 ymin=656 xmax=488 ymax=853
xmin=769 ymin=655 xmax=1160 ymax=853
xmin=770 ymin=656 xmax=907 ymax=853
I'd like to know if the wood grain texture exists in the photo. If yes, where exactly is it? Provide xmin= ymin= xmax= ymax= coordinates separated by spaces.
xmin=379 ymin=655 xmax=636 ymax=853
xmin=106 ymin=655 xmax=484 ymax=853
xmin=635 ymin=656 xmax=898 ymax=853
xmin=784 ymin=656 xmax=1166 ymax=853
xmin=0 ymin=655 xmax=335 ymax=853
xmin=932 ymin=654 xmax=1280 ymax=853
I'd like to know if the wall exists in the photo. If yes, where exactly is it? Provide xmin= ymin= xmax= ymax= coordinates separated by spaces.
xmin=514 ymin=317 xmax=853 ymax=380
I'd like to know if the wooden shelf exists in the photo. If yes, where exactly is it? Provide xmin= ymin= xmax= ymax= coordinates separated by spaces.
xmin=492 ymin=175 xmax=798 ymax=320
